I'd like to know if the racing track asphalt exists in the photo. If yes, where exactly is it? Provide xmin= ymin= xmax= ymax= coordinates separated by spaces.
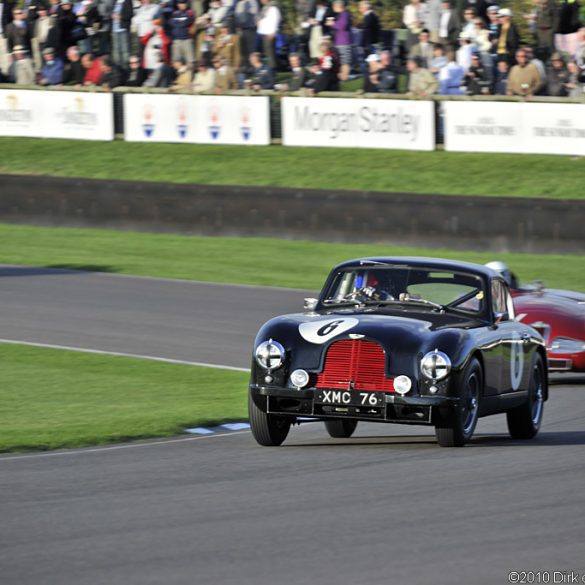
xmin=1 ymin=265 xmax=584 ymax=585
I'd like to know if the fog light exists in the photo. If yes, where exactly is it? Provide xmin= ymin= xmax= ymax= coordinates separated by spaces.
xmin=290 ymin=369 xmax=309 ymax=389
xmin=429 ymin=385 xmax=439 ymax=394
xmin=264 ymin=375 xmax=273 ymax=384
xmin=394 ymin=375 xmax=412 ymax=395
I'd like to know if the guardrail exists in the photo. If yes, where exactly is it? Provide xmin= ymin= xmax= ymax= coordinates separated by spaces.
xmin=2 ymin=84 xmax=585 ymax=155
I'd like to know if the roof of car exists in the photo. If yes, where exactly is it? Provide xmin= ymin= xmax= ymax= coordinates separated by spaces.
xmin=334 ymin=257 xmax=497 ymax=279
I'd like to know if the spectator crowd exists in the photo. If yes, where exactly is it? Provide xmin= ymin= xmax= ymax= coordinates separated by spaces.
xmin=0 ymin=0 xmax=584 ymax=97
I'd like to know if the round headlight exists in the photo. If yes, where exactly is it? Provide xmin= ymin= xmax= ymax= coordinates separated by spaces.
xmin=290 ymin=369 xmax=309 ymax=389
xmin=255 ymin=339 xmax=285 ymax=370
xmin=421 ymin=350 xmax=451 ymax=381
xmin=394 ymin=375 xmax=412 ymax=395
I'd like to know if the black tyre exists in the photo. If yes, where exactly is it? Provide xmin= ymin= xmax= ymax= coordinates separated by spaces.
xmin=248 ymin=393 xmax=291 ymax=446
xmin=507 ymin=353 xmax=545 ymax=440
xmin=324 ymin=419 xmax=358 ymax=438
xmin=435 ymin=358 xmax=482 ymax=447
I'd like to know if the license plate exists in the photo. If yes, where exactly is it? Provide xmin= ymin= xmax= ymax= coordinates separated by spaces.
xmin=315 ymin=389 xmax=385 ymax=407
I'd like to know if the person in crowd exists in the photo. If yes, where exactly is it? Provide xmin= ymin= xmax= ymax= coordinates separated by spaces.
xmin=0 ymin=0 xmax=13 ymax=78
xmin=456 ymin=31 xmax=475 ymax=72
xmin=407 ymin=55 xmax=437 ymax=96
xmin=461 ymin=7 xmax=476 ymax=38
xmin=5 ymin=6 xmax=32 ymax=53
xmin=357 ymin=1 xmax=380 ymax=60
xmin=57 ymin=0 xmax=80 ymax=54
xmin=380 ymin=49 xmax=402 ymax=79
xmin=565 ymin=58 xmax=585 ymax=96
xmin=438 ymin=0 xmax=460 ymax=47
xmin=429 ymin=43 xmax=447 ymax=78
xmin=125 ymin=53 xmax=147 ymax=85
xmin=8 ymin=44 xmax=35 ymax=84
xmin=213 ymin=54 xmax=238 ymax=92
xmin=62 ymin=45 xmax=85 ymax=84
xmin=131 ymin=0 xmax=160 ymax=57
xmin=438 ymin=48 xmax=464 ymax=94
xmin=425 ymin=0 xmax=442 ymax=43
xmin=408 ymin=28 xmax=434 ymax=68
xmin=556 ymin=0 xmax=581 ymax=55
xmin=39 ymin=45 xmax=64 ymax=84
xmin=471 ymin=16 xmax=491 ymax=54
xmin=141 ymin=18 xmax=171 ymax=74
xmin=534 ymin=0 xmax=557 ymax=60
xmin=493 ymin=58 xmax=509 ymax=93
xmin=496 ymin=8 xmax=519 ymax=65
xmin=286 ymin=51 xmax=307 ymax=90
xmin=524 ymin=45 xmax=546 ymax=91
xmin=170 ymin=0 xmax=195 ymax=64
xmin=547 ymin=52 xmax=570 ymax=95
xmin=99 ymin=53 xmax=124 ymax=87
xmin=143 ymin=50 xmax=174 ymax=86
xmin=74 ymin=0 xmax=101 ymax=55
xmin=363 ymin=51 xmax=382 ymax=91
xmin=214 ymin=21 xmax=240 ymax=70
xmin=257 ymin=0 xmax=280 ymax=70
xmin=403 ymin=0 xmax=426 ymax=49
xmin=576 ymin=26 xmax=585 ymax=70
xmin=464 ymin=52 xmax=491 ymax=94
xmin=506 ymin=47 xmax=543 ymax=96
xmin=303 ymin=0 xmax=332 ymax=61
xmin=169 ymin=55 xmax=192 ymax=89
xmin=329 ymin=0 xmax=351 ymax=80
xmin=31 ymin=7 xmax=59 ymax=72
xmin=110 ymin=0 xmax=133 ymax=67
xmin=192 ymin=57 xmax=216 ymax=91
xmin=465 ymin=0 xmax=490 ymax=23
xmin=313 ymin=37 xmax=339 ymax=91
xmin=235 ymin=0 xmax=258 ymax=71
xmin=82 ymin=51 xmax=102 ymax=84
xmin=247 ymin=50 xmax=273 ymax=88
xmin=486 ymin=4 xmax=500 ymax=63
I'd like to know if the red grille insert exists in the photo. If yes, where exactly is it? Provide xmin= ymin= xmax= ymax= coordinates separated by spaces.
xmin=316 ymin=340 xmax=394 ymax=392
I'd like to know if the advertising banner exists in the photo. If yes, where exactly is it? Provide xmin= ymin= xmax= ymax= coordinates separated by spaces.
xmin=0 ymin=90 xmax=113 ymax=140
xmin=281 ymin=97 xmax=435 ymax=151
xmin=444 ymin=101 xmax=585 ymax=156
xmin=124 ymin=94 xmax=270 ymax=145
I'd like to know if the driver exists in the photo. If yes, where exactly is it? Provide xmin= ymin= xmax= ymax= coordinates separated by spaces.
xmin=485 ymin=261 xmax=519 ymax=289
xmin=355 ymin=271 xmax=395 ymax=301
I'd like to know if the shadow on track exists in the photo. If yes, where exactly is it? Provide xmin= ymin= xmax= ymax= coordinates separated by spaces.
xmin=0 ymin=265 xmax=118 ymax=277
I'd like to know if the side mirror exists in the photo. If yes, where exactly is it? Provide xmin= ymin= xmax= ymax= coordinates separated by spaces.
xmin=304 ymin=297 xmax=318 ymax=311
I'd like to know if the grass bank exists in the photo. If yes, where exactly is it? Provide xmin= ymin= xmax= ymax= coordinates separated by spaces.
xmin=0 ymin=137 xmax=583 ymax=199
xmin=0 ymin=343 xmax=247 ymax=453
xmin=1 ymin=224 xmax=584 ymax=291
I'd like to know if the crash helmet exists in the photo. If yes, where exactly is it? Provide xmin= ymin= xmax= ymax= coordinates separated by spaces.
xmin=485 ymin=261 xmax=513 ymax=287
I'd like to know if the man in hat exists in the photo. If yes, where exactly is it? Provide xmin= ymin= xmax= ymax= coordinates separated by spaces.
xmin=39 ymin=45 xmax=64 ymax=84
xmin=8 ymin=44 xmax=35 ymax=84
xmin=496 ymin=7 xmax=519 ymax=64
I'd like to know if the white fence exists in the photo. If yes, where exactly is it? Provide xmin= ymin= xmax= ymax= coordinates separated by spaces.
xmin=123 ymin=94 xmax=270 ymax=145
xmin=2 ymin=88 xmax=585 ymax=156
xmin=0 ymin=90 xmax=113 ymax=140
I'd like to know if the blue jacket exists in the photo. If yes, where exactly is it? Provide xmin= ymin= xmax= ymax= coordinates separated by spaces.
xmin=41 ymin=58 xmax=65 ymax=85
xmin=169 ymin=9 xmax=194 ymax=40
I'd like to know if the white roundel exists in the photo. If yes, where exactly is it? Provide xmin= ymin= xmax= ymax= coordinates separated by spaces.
xmin=510 ymin=331 xmax=524 ymax=391
xmin=298 ymin=318 xmax=359 ymax=344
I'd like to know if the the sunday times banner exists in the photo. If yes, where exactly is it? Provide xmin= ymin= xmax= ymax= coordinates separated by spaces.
xmin=444 ymin=101 xmax=585 ymax=156
xmin=281 ymin=97 xmax=435 ymax=151
xmin=0 ymin=90 xmax=113 ymax=140
xmin=124 ymin=94 xmax=270 ymax=145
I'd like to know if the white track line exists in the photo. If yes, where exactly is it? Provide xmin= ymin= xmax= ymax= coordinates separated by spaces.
xmin=0 ymin=430 xmax=251 ymax=462
xmin=0 ymin=338 xmax=248 ymax=372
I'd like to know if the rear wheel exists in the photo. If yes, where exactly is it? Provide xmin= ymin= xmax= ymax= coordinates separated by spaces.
xmin=248 ymin=393 xmax=291 ymax=446
xmin=324 ymin=419 xmax=358 ymax=438
xmin=435 ymin=358 xmax=482 ymax=447
xmin=507 ymin=353 xmax=545 ymax=440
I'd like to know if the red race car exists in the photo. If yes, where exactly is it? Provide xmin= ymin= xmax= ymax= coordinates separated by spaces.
xmin=486 ymin=262 xmax=585 ymax=373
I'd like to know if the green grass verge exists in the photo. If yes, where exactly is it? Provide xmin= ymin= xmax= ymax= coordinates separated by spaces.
xmin=0 ymin=137 xmax=584 ymax=199
xmin=0 ymin=343 xmax=248 ymax=453
xmin=1 ymin=223 xmax=584 ymax=292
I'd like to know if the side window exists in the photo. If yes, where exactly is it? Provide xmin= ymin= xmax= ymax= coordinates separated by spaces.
xmin=491 ymin=280 xmax=508 ymax=319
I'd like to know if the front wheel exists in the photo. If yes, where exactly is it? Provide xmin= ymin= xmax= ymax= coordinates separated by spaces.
xmin=324 ymin=419 xmax=358 ymax=438
xmin=435 ymin=357 xmax=482 ymax=447
xmin=506 ymin=353 xmax=545 ymax=440
xmin=248 ymin=393 xmax=291 ymax=446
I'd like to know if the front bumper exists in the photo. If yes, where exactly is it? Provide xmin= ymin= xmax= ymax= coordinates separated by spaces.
xmin=249 ymin=385 xmax=459 ymax=426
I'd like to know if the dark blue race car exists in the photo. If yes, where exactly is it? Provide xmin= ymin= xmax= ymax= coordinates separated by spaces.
xmin=249 ymin=257 xmax=548 ymax=447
